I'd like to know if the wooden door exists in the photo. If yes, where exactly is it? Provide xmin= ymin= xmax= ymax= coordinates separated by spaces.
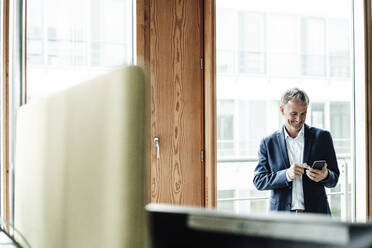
xmin=138 ymin=0 xmax=205 ymax=206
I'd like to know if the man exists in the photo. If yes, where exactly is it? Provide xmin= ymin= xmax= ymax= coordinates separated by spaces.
xmin=253 ymin=88 xmax=339 ymax=214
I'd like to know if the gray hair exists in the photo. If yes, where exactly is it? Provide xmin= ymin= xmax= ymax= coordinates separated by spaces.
xmin=280 ymin=88 xmax=309 ymax=106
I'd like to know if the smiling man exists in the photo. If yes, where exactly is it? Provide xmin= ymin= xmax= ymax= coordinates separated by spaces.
xmin=253 ymin=88 xmax=340 ymax=215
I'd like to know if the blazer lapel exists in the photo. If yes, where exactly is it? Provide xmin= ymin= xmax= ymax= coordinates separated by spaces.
xmin=277 ymin=126 xmax=290 ymax=168
xmin=303 ymin=124 xmax=313 ymax=164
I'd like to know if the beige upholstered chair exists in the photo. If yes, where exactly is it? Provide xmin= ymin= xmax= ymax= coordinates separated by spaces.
xmin=14 ymin=66 xmax=149 ymax=248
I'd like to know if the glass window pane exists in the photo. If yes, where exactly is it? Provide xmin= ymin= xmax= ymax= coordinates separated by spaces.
xmin=217 ymin=0 xmax=354 ymax=221
xmin=26 ymin=0 xmax=134 ymax=101
xmin=217 ymin=161 xmax=270 ymax=214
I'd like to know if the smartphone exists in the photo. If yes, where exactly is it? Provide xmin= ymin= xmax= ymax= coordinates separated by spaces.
xmin=312 ymin=160 xmax=326 ymax=170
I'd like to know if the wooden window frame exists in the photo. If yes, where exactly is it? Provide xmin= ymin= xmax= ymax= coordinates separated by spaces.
xmin=1 ymin=0 xmax=26 ymax=223
xmin=365 ymin=0 xmax=372 ymax=218
xmin=2 ymin=0 xmax=10 ymax=223
xmin=204 ymin=0 xmax=217 ymax=208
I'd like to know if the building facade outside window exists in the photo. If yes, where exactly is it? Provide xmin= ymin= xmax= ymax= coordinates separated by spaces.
xmin=301 ymin=17 xmax=326 ymax=77
xmin=238 ymin=12 xmax=266 ymax=74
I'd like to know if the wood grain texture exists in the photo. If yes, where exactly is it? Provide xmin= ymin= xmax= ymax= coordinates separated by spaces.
xmin=204 ymin=0 xmax=217 ymax=208
xmin=147 ymin=0 xmax=204 ymax=206
xmin=2 ymin=0 xmax=10 ymax=223
xmin=365 ymin=0 xmax=372 ymax=218
xmin=136 ymin=0 xmax=150 ymax=69
xmin=137 ymin=0 xmax=152 ymax=203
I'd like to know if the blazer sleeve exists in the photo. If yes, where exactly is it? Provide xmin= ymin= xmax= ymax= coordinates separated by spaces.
xmin=253 ymin=138 xmax=291 ymax=190
xmin=321 ymin=131 xmax=340 ymax=188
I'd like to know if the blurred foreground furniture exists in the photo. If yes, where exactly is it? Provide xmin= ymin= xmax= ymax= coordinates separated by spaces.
xmin=14 ymin=66 xmax=149 ymax=248
xmin=147 ymin=204 xmax=372 ymax=248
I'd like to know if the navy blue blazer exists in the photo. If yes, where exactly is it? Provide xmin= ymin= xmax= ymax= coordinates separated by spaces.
xmin=253 ymin=124 xmax=339 ymax=214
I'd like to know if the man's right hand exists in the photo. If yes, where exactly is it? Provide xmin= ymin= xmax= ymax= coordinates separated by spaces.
xmin=286 ymin=163 xmax=309 ymax=180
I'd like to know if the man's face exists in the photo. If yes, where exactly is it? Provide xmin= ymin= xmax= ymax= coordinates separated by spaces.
xmin=280 ymin=99 xmax=307 ymax=136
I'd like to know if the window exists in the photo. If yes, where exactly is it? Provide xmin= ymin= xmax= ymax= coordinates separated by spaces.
xmin=27 ymin=0 xmax=43 ymax=65
xmin=26 ymin=0 xmax=134 ymax=102
xmin=328 ymin=20 xmax=350 ymax=78
xmin=238 ymin=100 xmax=268 ymax=157
xmin=217 ymin=190 xmax=235 ymax=211
xmin=301 ymin=17 xmax=326 ymax=77
xmin=310 ymin=103 xmax=325 ymax=129
xmin=217 ymin=100 xmax=234 ymax=157
xmin=330 ymin=102 xmax=351 ymax=154
xmin=216 ymin=0 xmax=354 ymax=220
xmin=268 ymin=15 xmax=299 ymax=76
xmin=238 ymin=12 xmax=266 ymax=74
xmin=216 ymin=9 xmax=235 ymax=73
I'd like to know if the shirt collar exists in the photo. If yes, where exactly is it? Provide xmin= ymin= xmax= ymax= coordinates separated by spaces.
xmin=284 ymin=124 xmax=305 ymax=140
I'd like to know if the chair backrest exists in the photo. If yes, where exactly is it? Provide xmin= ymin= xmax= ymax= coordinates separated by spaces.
xmin=14 ymin=66 xmax=149 ymax=248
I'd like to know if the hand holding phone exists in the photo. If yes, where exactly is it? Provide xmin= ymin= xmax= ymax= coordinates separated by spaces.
xmin=311 ymin=160 xmax=326 ymax=170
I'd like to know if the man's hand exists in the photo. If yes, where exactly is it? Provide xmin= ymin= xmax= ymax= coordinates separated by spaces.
xmin=287 ymin=163 xmax=309 ymax=180
xmin=306 ymin=163 xmax=329 ymax=182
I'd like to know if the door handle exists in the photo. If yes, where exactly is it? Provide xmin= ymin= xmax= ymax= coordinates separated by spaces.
xmin=154 ymin=137 xmax=160 ymax=159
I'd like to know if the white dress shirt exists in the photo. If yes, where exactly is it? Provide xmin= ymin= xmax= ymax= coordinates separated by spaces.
xmin=284 ymin=125 xmax=305 ymax=210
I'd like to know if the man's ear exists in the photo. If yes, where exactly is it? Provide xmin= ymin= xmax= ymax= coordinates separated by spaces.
xmin=280 ymin=105 xmax=285 ymax=115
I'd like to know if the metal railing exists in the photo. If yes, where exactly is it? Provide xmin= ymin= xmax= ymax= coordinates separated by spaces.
xmin=217 ymin=154 xmax=351 ymax=218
